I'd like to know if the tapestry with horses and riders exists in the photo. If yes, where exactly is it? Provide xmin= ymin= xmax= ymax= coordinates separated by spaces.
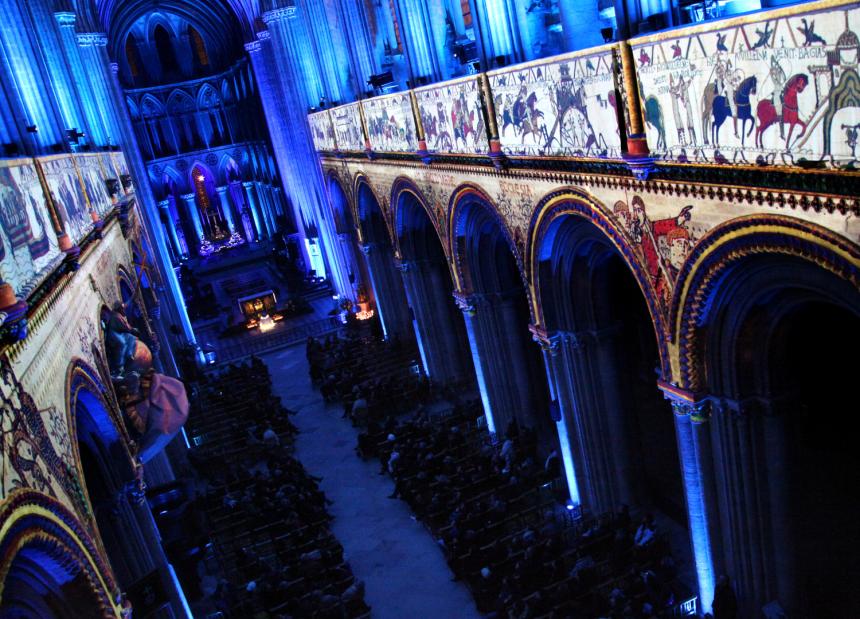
xmin=309 ymin=109 xmax=337 ymax=152
xmin=362 ymin=92 xmax=418 ymax=154
xmin=631 ymin=0 xmax=860 ymax=170
xmin=331 ymin=102 xmax=365 ymax=153
xmin=487 ymin=44 xmax=623 ymax=159
xmin=415 ymin=75 xmax=490 ymax=156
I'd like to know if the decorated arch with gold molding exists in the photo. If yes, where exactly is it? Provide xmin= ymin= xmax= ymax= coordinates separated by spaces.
xmin=447 ymin=182 xmax=529 ymax=299
xmin=353 ymin=173 xmax=392 ymax=247
xmin=65 ymin=358 xmax=136 ymax=518
xmin=527 ymin=187 xmax=671 ymax=378
xmin=0 ymin=489 xmax=121 ymax=617
xmin=669 ymin=214 xmax=860 ymax=392
xmin=391 ymin=176 xmax=450 ymax=262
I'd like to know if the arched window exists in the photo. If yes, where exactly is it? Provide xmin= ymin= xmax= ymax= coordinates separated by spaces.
xmin=125 ymin=35 xmax=142 ymax=78
xmin=154 ymin=25 xmax=178 ymax=74
xmin=189 ymin=26 xmax=209 ymax=68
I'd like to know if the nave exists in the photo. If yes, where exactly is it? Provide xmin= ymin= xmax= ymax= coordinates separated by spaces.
xmin=263 ymin=346 xmax=480 ymax=619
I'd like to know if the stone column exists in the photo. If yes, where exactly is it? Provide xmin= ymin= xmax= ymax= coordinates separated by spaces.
xmin=180 ymin=193 xmax=204 ymax=249
xmin=76 ymin=33 xmax=123 ymax=147
xmin=398 ymin=259 xmax=466 ymax=383
xmin=53 ymin=14 xmax=99 ymax=144
xmin=557 ymin=0 xmax=603 ymax=52
xmin=710 ymin=397 xmax=777 ymax=616
xmin=531 ymin=327 xmax=581 ymax=505
xmin=158 ymin=199 xmax=184 ymax=260
xmin=104 ymin=60 xmax=197 ymax=350
xmin=361 ymin=243 xmax=412 ymax=340
xmin=546 ymin=329 xmax=626 ymax=513
xmin=661 ymin=387 xmax=720 ymax=615
xmin=455 ymin=293 xmax=501 ymax=435
xmin=215 ymin=186 xmax=237 ymax=234
xmin=245 ymin=31 xmax=309 ymax=266
xmin=242 ymin=181 xmax=265 ymax=240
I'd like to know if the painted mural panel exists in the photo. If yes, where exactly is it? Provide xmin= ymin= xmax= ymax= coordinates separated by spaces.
xmin=76 ymin=154 xmax=113 ymax=218
xmin=631 ymin=0 xmax=860 ymax=168
xmin=488 ymin=45 xmax=623 ymax=158
xmin=331 ymin=103 xmax=365 ymax=152
xmin=309 ymin=110 xmax=337 ymax=151
xmin=362 ymin=93 xmax=418 ymax=153
xmin=99 ymin=152 xmax=118 ymax=181
xmin=112 ymin=150 xmax=130 ymax=178
xmin=323 ymin=156 xmax=860 ymax=326
xmin=0 ymin=159 xmax=62 ymax=298
xmin=415 ymin=76 xmax=490 ymax=155
xmin=39 ymin=155 xmax=93 ymax=245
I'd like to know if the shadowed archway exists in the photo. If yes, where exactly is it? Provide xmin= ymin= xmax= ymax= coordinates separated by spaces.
xmin=533 ymin=207 xmax=683 ymax=520
xmin=683 ymin=230 xmax=860 ymax=618
xmin=356 ymin=180 xmax=413 ymax=340
xmin=451 ymin=187 xmax=555 ymax=450
xmin=396 ymin=188 xmax=474 ymax=387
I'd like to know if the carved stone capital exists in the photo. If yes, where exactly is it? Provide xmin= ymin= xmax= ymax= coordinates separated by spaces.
xmin=395 ymin=259 xmax=412 ymax=273
xmin=54 ymin=12 xmax=76 ymax=27
xmin=180 ymin=193 xmax=196 ymax=202
xmin=76 ymin=32 xmax=108 ymax=47
xmin=529 ymin=324 xmax=561 ymax=356
xmin=262 ymin=7 xmax=297 ymax=24
xmin=658 ymin=380 xmax=710 ymax=422
xmin=244 ymin=40 xmax=262 ymax=53
xmin=452 ymin=291 xmax=477 ymax=315
xmin=257 ymin=30 xmax=271 ymax=41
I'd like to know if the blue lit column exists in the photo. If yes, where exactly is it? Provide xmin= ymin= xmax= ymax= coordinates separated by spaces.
xmin=53 ymin=13 xmax=98 ymax=145
xmin=299 ymin=0 xmax=346 ymax=102
xmin=468 ymin=0 xmax=525 ymax=67
xmin=454 ymin=293 xmax=499 ymax=435
xmin=398 ymin=259 xmax=469 ymax=384
xmin=158 ymin=199 xmax=184 ymax=261
xmin=531 ymin=327 xmax=581 ymax=506
xmin=0 ymin=0 xmax=66 ymax=151
xmin=661 ymin=389 xmax=718 ymax=615
xmin=256 ymin=183 xmax=277 ymax=237
xmin=335 ymin=0 xmax=378 ymax=96
xmin=557 ymin=0 xmax=603 ymax=52
xmin=242 ymin=182 xmax=265 ymax=240
xmin=215 ymin=186 xmax=237 ymax=234
xmin=245 ymin=30 xmax=309 ymax=265
xmin=105 ymin=61 xmax=197 ymax=351
xmin=360 ymin=243 xmax=413 ymax=340
xmin=255 ymin=11 xmax=354 ymax=299
xmin=180 ymin=193 xmax=204 ymax=248
xmin=76 ymin=33 xmax=123 ymax=147
xmin=392 ymin=0 xmax=444 ymax=82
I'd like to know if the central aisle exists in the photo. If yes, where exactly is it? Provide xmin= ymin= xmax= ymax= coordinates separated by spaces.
xmin=263 ymin=346 xmax=481 ymax=619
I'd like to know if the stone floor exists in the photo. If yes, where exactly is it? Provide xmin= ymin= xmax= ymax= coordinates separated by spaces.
xmin=263 ymin=345 xmax=481 ymax=619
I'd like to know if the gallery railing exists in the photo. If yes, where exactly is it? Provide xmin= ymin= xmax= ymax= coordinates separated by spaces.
xmin=309 ymin=0 xmax=860 ymax=173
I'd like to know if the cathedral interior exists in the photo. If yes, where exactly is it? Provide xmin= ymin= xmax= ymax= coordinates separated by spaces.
xmin=1 ymin=0 xmax=858 ymax=617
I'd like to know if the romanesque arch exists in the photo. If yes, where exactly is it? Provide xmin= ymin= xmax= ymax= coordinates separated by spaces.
xmin=394 ymin=181 xmax=474 ymax=386
xmin=668 ymin=214 xmax=860 ymax=617
xmin=355 ymin=176 xmax=412 ymax=340
xmin=528 ymin=188 xmax=684 ymax=525
xmin=0 ymin=490 xmax=120 ymax=618
xmin=448 ymin=183 xmax=554 ymax=446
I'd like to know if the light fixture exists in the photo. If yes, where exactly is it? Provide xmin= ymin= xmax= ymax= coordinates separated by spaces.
xmin=258 ymin=313 xmax=275 ymax=332
xmin=355 ymin=309 xmax=375 ymax=321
